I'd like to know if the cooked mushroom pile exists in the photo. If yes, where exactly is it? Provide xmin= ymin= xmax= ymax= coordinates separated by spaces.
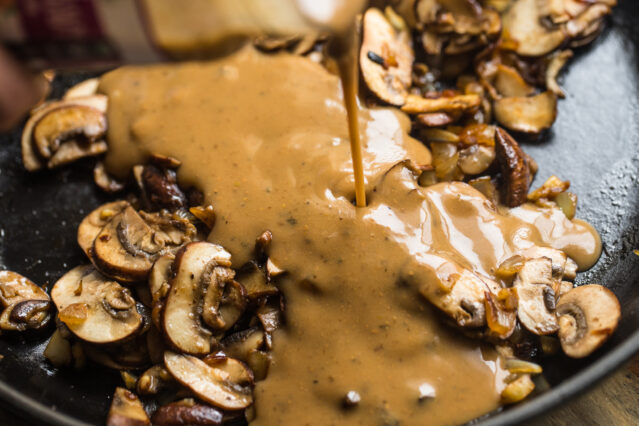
xmin=3 ymin=0 xmax=623 ymax=423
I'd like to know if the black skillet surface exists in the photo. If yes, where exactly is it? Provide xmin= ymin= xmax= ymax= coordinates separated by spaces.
xmin=1 ymin=2 xmax=639 ymax=425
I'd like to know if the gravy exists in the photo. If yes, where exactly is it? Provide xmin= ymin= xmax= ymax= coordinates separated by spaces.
xmin=99 ymin=48 xmax=601 ymax=425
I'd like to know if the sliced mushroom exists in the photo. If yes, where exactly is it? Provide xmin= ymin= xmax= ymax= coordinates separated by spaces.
xmin=163 ymin=242 xmax=232 ymax=355
xmin=401 ymin=93 xmax=481 ymax=114
xmin=494 ymin=65 xmax=535 ymax=98
xmin=0 ymin=270 xmax=49 ymax=307
xmin=33 ymin=104 xmax=106 ymax=160
xmin=502 ymin=0 xmax=566 ymax=57
xmin=21 ymin=95 xmax=107 ymax=171
xmin=513 ymin=258 xmax=559 ymax=335
xmin=47 ymin=139 xmax=108 ymax=169
xmin=545 ymin=50 xmax=573 ymax=98
xmin=92 ymin=206 xmax=195 ymax=282
xmin=494 ymin=127 xmax=531 ymax=207
xmin=77 ymin=201 xmax=130 ymax=258
xmin=360 ymin=8 xmax=414 ymax=105
xmin=63 ymin=78 xmax=99 ymax=100
xmin=94 ymin=161 xmax=127 ymax=193
xmin=235 ymin=262 xmax=278 ymax=300
xmin=44 ymin=329 xmax=73 ymax=368
xmin=189 ymin=205 xmax=216 ymax=230
xmin=148 ymin=254 xmax=174 ymax=330
xmin=151 ymin=402 xmax=223 ymax=426
xmin=494 ymin=91 xmax=557 ymax=134
xmin=140 ymin=164 xmax=187 ymax=210
xmin=51 ymin=265 xmax=143 ymax=344
xmin=222 ymin=327 xmax=266 ymax=362
xmin=106 ymin=387 xmax=150 ymax=426
xmin=0 ymin=299 xmax=52 ymax=332
xmin=484 ymin=289 xmax=517 ymax=339
xmin=164 ymin=351 xmax=253 ymax=410
xmin=556 ymin=284 xmax=621 ymax=358
xmin=137 ymin=365 xmax=175 ymax=395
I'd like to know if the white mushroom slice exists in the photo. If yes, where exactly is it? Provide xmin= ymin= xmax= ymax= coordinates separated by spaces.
xmin=164 ymin=351 xmax=253 ymax=410
xmin=21 ymin=95 xmax=108 ymax=171
xmin=106 ymin=387 xmax=150 ymax=426
xmin=163 ymin=242 xmax=231 ymax=355
xmin=546 ymin=50 xmax=573 ymax=98
xmin=494 ymin=91 xmax=558 ymax=134
xmin=92 ymin=206 xmax=194 ymax=282
xmin=202 ymin=276 xmax=246 ymax=333
xmin=47 ymin=140 xmax=108 ymax=169
xmin=556 ymin=284 xmax=621 ymax=358
xmin=502 ymin=0 xmax=566 ymax=57
xmin=222 ymin=327 xmax=266 ymax=362
xmin=513 ymin=258 xmax=559 ymax=335
xmin=77 ymin=200 xmax=129 ymax=258
xmin=33 ymin=105 xmax=106 ymax=159
xmin=401 ymin=93 xmax=481 ymax=114
xmin=51 ymin=265 xmax=143 ymax=344
xmin=494 ymin=65 xmax=535 ymax=98
xmin=360 ymin=8 xmax=414 ymax=106
xmin=203 ymin=355 xmax=254 ymax=385
xmin=0 ymin=270 xmax=49 ymax=307
xmin=63 ymin=78 xmax=99 ymax=100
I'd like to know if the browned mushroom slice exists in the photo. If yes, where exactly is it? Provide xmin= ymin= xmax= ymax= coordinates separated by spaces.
xmin=202 ymin=278 xmax=246 ymax=333
xmin=484 ymin=289 xmax=517 ymax=339
xmin=235 ymin=262 xmax=278 ymax=300
xmin=502 ymin=0 xmax=567 ymax=57
xmin=500 ymin=374 xmax=535 ymax=404
xmin=494 ymin=65 xmax=535 ymax=98
xmin=416 ymin=112 xmax=457 ymax=127
xmin=401 ymin=93 xmax=481 ymax=114
xmin=360 ymin=8 xmax=414 ymax=106
xmin=137 ymin=365 xmax=175 ymax=395
xmin=0 ymin=299 xmax=52 ymax=331
xmin=140 ymin=164 xmax=187 ymax=210
xmin=494 ymin=91 xmax=558 ymax=134
xmin=545 ymin=50 xmax=573 ymax=98
xmin=163 ymin=242 xmax=231 ymax=355
xmin=564 ymin=4 xmax=611 ymax=40
xmin=63 ymin=78 xmax=99 ymax=100
xmin=494 ymin=128 xmax=531 ymax=207
xmin=556 ymin=284 xmax=621 ymax=358
xmin=47 ymin=139 xmax=108 ymax=169
xmin=151 ymin=401 xmax=223 ymax=426
xmin=0 ymin=270 xmax=49 ymax=307
xmin=94 ymin=161 xmax=127 ymax=193
xmin=77 ymin=200 xmax=129 ymax=258
xmin=164 ymin=351 xmax=253 ymax=410
xmin=33 ymin=105 xmax=106 ymax=160
xmin=148 ymin=254 xmax=174 ymax=330
xmin=513 ymin=258 xmax=559 ymax=335
xmin=92 ymin=206 xmax=194 ymax=282
xmin=20 ymin=96 xmax=107 ymax=171
xmin=106 ymin=387 xmax=150 ymax=426
xmin=51 ymin=265 xmax=143 ymax=344
xmin=257 ymin=304 xmax=283 ymax=349
xmin=190 ymin=205 xmax=216 ymax=229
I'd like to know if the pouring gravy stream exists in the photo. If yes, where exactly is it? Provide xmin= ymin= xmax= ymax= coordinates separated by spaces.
xmin=100 ymin=45 xmax=600 ymax=425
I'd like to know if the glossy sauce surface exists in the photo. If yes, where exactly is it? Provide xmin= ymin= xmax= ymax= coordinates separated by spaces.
xmin=99 ymin=48 xmax=601 ymax=425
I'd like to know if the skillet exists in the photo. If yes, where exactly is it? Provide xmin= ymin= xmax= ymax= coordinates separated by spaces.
xmin=0 ymin=1 xmax=638 ymax=424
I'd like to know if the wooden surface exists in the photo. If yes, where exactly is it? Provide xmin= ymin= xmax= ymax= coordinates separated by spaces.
xmin=0 ymin=357 xmax=637 ymax=425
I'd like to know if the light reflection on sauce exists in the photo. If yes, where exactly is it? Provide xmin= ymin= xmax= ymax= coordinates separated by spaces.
xmin=99 ymin=48 xmax=601 ymax=425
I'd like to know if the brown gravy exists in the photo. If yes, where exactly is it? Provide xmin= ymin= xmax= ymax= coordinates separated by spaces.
xmin=99 ymin=48 xmax=601 ymax=425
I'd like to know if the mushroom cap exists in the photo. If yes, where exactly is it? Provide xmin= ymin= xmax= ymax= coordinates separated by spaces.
xmin=51 ymin=265 xmax=143 ymax=344
xmin=360 ymin=8 xmax=414 ymax=106
xmin=164 ymin=351 xmax=253 ymax=410
xmin=163 ymin=242 xmax=232 ymax=355
xmin=556 ymin=284 xmax=621 ymax=358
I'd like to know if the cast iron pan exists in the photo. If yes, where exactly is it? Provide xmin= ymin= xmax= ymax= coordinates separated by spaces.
xmin=1 ymin=2 xmax=638 ymax=425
